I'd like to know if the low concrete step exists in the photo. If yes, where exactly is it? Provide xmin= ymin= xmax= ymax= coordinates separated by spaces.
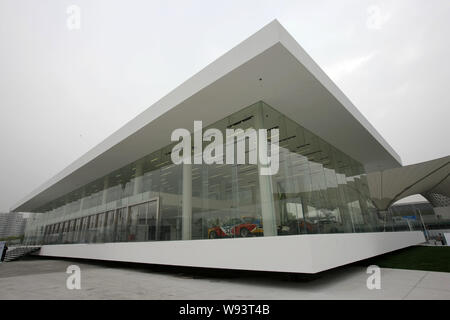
xmin=3 ymin=246 xmax=41 ymax=262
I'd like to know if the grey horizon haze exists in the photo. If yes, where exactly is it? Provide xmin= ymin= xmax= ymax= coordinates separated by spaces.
xmin=0 ymin=0 xmax=449 ymax=213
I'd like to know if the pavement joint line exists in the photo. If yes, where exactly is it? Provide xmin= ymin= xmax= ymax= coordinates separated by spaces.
xmin=401 ymin=271 xmax=429 ymax=300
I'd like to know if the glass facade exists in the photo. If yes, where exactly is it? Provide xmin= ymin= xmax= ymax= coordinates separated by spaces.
xmin=24 ymin=101 xmax=386 ymax=245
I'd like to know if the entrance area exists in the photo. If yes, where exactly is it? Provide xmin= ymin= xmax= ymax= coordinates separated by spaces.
xmin=128 ymin=199 xmax=159 ymax=241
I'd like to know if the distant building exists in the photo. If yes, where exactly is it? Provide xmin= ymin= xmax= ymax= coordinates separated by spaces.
xmin=0 ymin=212 xmax=26 ymax=239
xmin=390 ymin=201 xmax=450 ymax=238
xmin=390 ymin=201 xmax=435 ymax=220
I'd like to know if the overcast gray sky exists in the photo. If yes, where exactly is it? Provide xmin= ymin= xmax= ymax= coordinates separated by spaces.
xmin=1 ymin=0 xmax=449 ymax=212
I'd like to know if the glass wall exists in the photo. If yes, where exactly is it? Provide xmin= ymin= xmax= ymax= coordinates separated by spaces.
xmin=24 ymin=101 xmax=387 ymax=245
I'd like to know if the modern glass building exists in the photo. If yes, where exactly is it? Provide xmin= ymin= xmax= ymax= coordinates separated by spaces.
xmin=12 ymin=21 xmax=425 ymax=273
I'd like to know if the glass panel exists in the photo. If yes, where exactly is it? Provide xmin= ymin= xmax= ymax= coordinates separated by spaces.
xmin=115 ymin=208 xmax=129 ymax=242
xmin=103 ymin=210 xmax=116 ymax=243
xmin=87 ymin=214 xmax=98 ymax=243
xmin=96 ymin=212 xmax=106 ymax=243
xmin=129 ymin=200 xmax=158 ymax=241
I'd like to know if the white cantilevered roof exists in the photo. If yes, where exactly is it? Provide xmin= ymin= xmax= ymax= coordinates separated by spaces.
xmin=12 ymin=20 xmax=402 ymax=212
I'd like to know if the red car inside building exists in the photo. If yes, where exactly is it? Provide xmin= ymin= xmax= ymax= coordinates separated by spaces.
xmin=208 ymin=218 xmax=263 ymax=238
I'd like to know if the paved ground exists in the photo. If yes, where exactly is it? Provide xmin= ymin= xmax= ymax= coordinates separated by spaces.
xmin=0 ymin=257 xmax=449 ymax=299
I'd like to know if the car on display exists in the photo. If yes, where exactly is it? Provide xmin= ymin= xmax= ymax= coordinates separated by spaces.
xmin=208 ymin=218 xmax=263 ymax=239
xmin=278 ymin=219 xmax=317 ymax=235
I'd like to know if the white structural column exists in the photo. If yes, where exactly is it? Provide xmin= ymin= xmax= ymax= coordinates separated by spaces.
xmin=258 ymin=174 xmax=277 ymax=236
xmin=102 ymin=176 xmax=109 ymax=205
xmin=182 ymin=163 xmax=192 ymax=240
xmin=201 ymin=165 xmax=209 ymax=236
xmin=255 ymin=103 xmax=277 ymax=237
xmin=133 ymin=159 xmax=144 ymax=196
xmin=79 ymin=187 xmax=86 ymax=216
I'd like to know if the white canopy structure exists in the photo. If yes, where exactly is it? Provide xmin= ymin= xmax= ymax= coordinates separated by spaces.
xmin=367 ymin=156 xmax=450 ymax=210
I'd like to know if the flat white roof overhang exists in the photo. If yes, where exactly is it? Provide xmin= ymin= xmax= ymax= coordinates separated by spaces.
xmin=12 ymin=20 xmax=401 ymax=212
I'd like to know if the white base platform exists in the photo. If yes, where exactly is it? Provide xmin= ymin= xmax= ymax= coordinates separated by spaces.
xmin=37 ymin=231 xmax=425 ymax=273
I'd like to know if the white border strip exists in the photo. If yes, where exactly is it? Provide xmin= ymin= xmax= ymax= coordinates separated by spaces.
xmin=37 ymin=231 xmax=425 ymax=273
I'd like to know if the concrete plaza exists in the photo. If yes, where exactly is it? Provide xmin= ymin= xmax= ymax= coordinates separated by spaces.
xmin=0 ymin=257 xmax=449 ymax=300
